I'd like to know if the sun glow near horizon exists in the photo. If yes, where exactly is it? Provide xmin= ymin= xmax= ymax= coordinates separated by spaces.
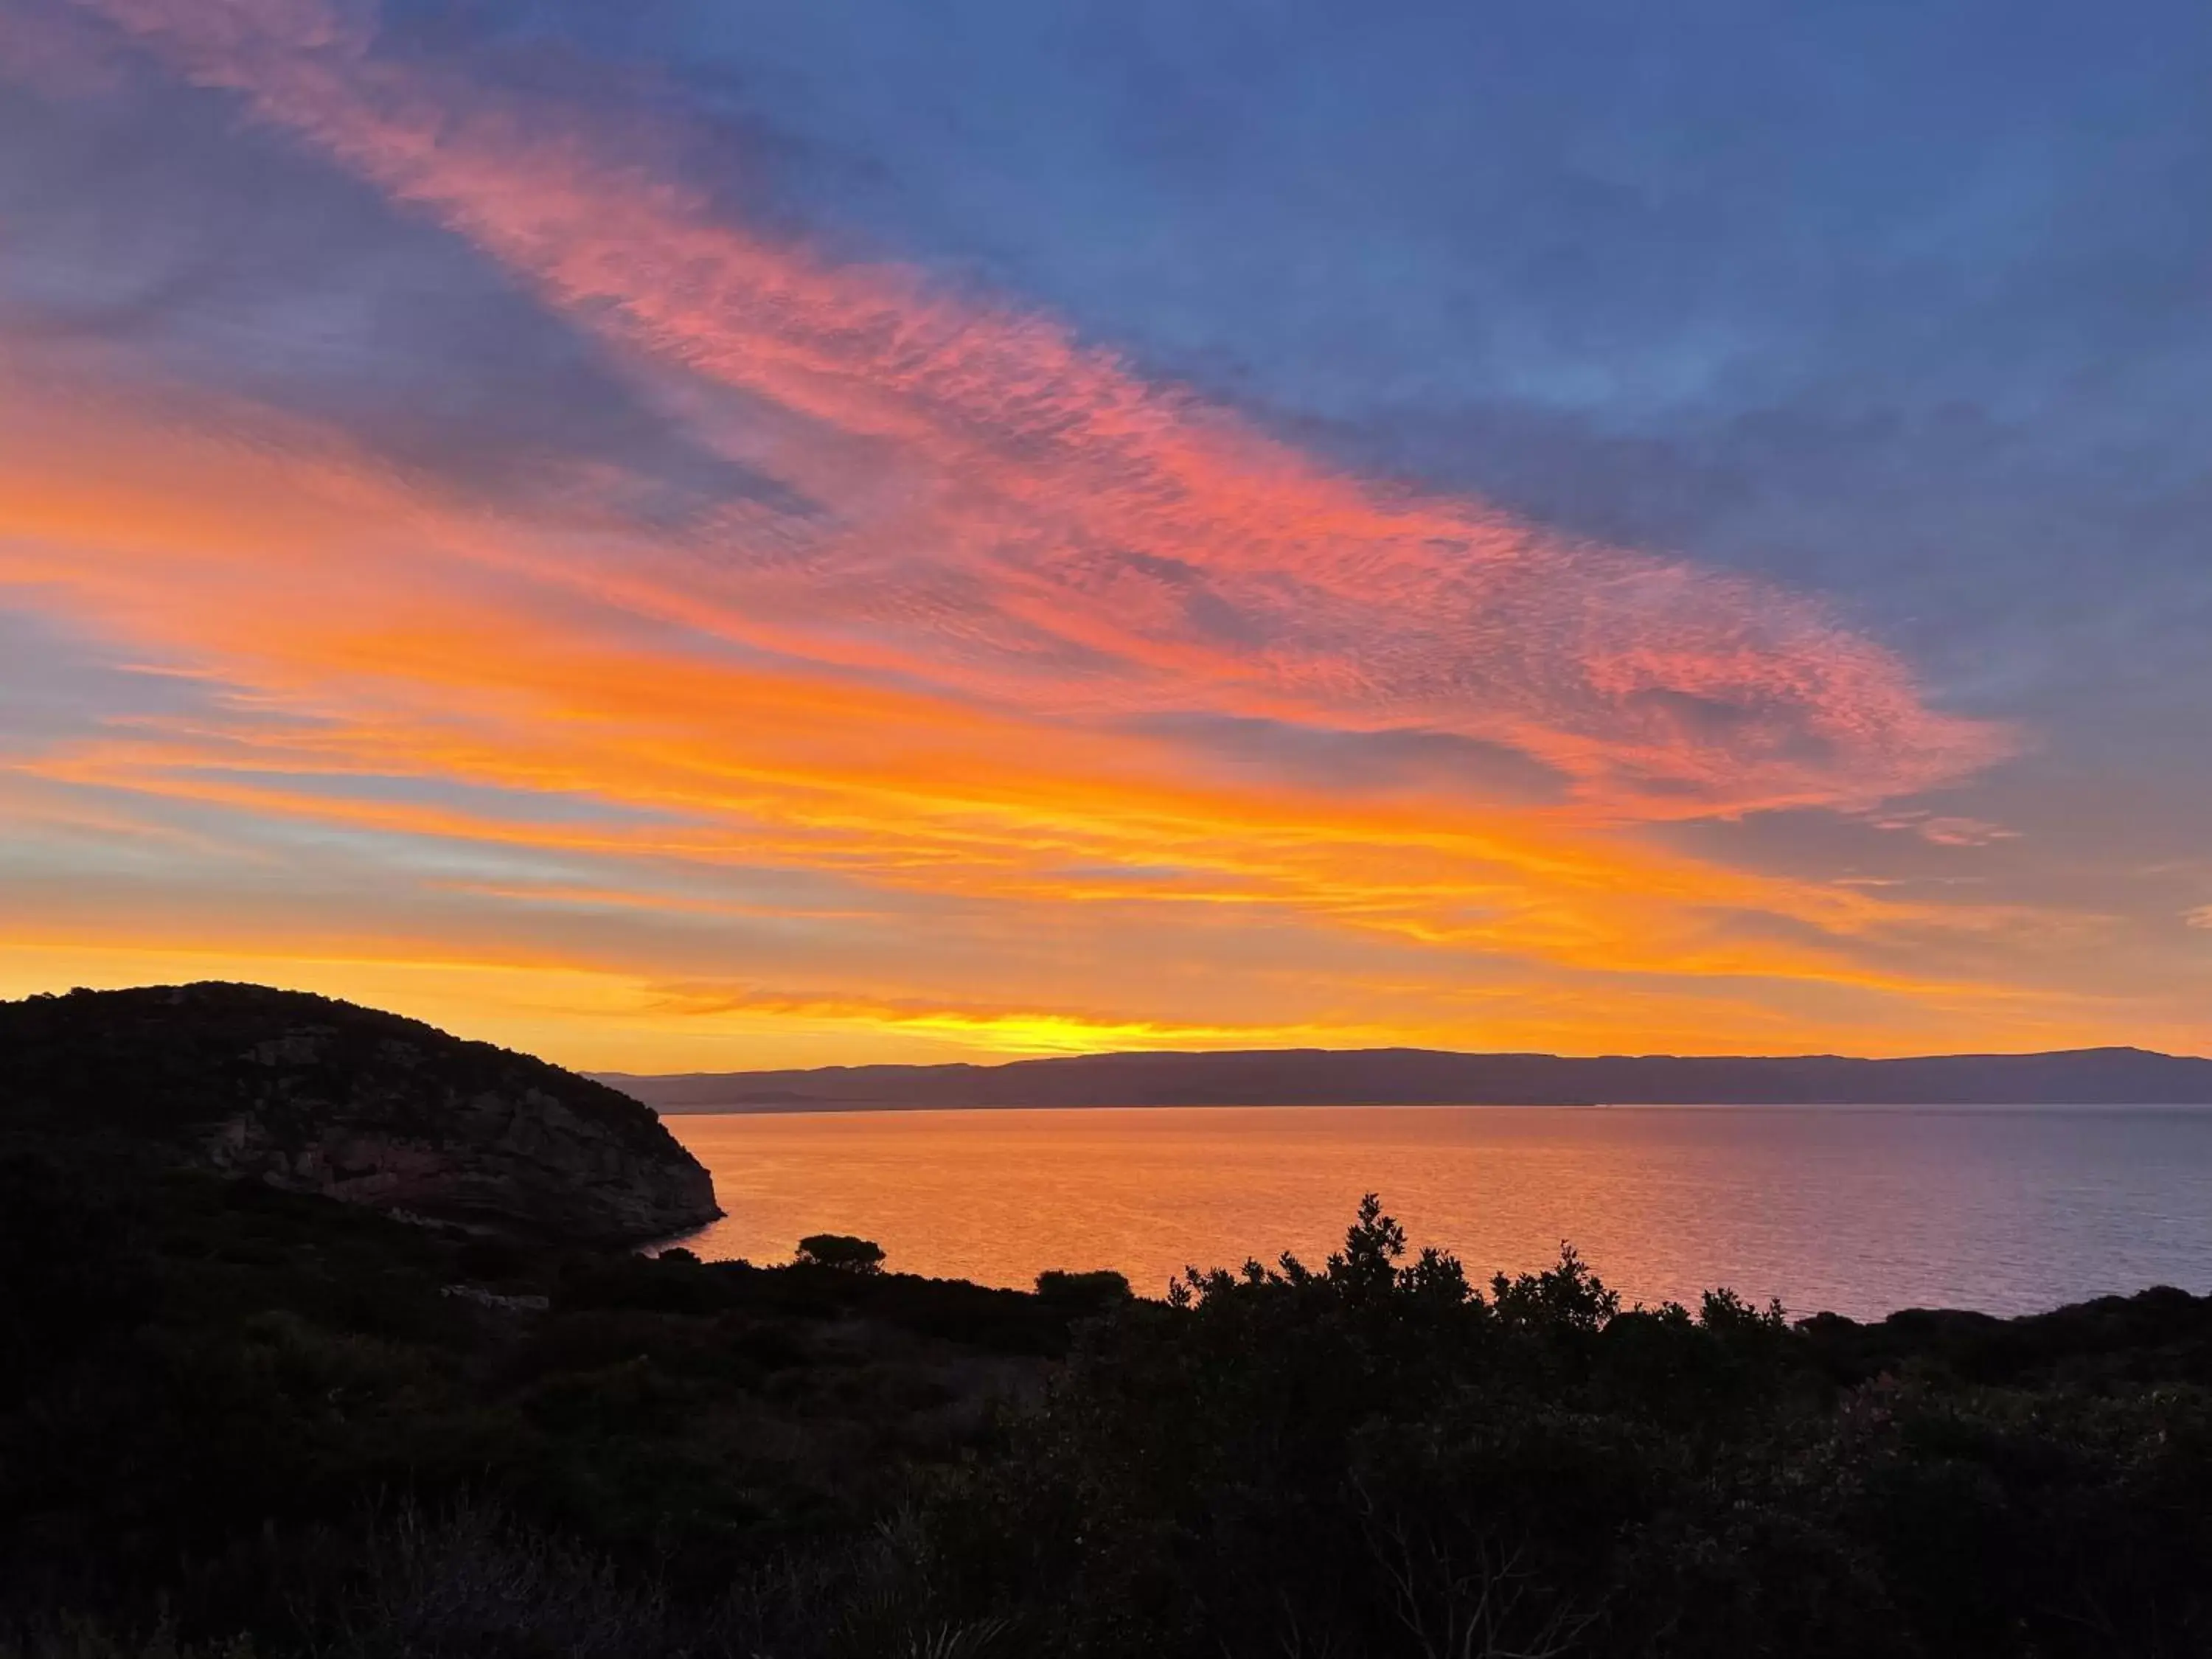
xmin=2 ymin=0 xmax=2208 ymax=1070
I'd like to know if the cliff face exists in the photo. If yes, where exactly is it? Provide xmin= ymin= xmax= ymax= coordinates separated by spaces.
xmin=0 ymin=984 xmax=720 ymax=1243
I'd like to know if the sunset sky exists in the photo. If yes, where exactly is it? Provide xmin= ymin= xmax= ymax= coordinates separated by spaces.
xmin=3 ymin=0 xmax=2209 ymax=1069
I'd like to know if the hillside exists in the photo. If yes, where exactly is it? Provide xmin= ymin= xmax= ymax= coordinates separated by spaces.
xmin=605 ymin=1043 xmax=2212 ymax=1110
xmin=5 ymin=985 xmax=2212 ymax=1655
xmin=0 ymin=982 xmax=719 ymax=1242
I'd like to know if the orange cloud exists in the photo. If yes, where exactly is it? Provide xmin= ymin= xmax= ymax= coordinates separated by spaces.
xmin=0 ymin=526 xmax=2169 ymax=1059
xmin=0 ymin=291 xmax=2093 ymax=1062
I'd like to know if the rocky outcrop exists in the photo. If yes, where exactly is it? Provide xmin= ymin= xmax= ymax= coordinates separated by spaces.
xmin=0 ymin=983 xmax=720 ymax=1243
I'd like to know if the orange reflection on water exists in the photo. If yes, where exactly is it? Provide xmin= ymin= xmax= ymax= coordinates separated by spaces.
xmin=664 ymin=1104 xmax=2212 ymax=1319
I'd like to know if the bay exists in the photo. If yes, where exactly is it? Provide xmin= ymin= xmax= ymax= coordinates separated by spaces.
xmin=662 ymin=1102 xmax=2212 ymax=1318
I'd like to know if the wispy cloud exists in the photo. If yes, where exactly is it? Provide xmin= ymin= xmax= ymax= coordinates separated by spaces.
xmin=59 ymin=0 xmax=2007 ymax=823
xmin=0 ymin=4 xmax=123 ymax=92
xmin=1870 ymin=811 xmax=2020 ymax=848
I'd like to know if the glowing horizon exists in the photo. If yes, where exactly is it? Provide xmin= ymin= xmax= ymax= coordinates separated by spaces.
xmin=3 ymin=1 xmax=2208 ymax=1070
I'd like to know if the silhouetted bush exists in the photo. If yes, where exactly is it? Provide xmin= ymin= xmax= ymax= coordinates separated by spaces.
xmin=796 ymin=1234 xmax=887 ymax=1274
xmin=6 ymin=1152 xmax=2211 ymax=1658
xmin=1033 ymin=1269 xmax=1133 ymax=1311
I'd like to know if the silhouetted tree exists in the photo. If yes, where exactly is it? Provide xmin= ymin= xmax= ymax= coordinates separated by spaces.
xmin=1491 ymin=1242 xmax=1618 ymax=1332
xmin=1034 ymin=1269 xmax=1133 ymax=1310
xmin=795 ymin=1233 xmax=886 ymax=1274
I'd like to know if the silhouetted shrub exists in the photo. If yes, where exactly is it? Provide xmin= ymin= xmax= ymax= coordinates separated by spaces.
xmin=796 ymin=1234 xmax=886 ymax=1274
xmin=0 ymin=1153 xmax=153 ymax=1400
xmin=7 ymin=1147 xmax=2212 ymax=1659
xmin=1033 ymin=1270 xmax=1132 ymax=1311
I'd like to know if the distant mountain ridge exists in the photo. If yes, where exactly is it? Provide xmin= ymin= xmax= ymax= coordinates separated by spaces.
xmin=602 ymin=1045 xmax=2212 ymax=1111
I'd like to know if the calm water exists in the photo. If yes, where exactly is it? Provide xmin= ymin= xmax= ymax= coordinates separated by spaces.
xmin=661 ymin=1104 xmax=2212 ymax=1319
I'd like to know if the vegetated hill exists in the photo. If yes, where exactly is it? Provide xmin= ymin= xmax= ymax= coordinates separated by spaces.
xmin=604 ymin=1043 xmax=2212 ymax=1110
xmin=0 ymin=982 xmax=718 ymax=1242
xmin=5 ymin=1156 xmax=2212 ymax=1656
xmin=5 ymin=986 xmax=2212 ymax=1655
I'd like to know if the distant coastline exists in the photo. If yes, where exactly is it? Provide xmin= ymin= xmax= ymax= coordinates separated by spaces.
xmin=599 ymin=1044 xmax=2212 ymax=1113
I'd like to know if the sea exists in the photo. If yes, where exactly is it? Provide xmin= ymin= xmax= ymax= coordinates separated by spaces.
xmin=659 ymin=1102 xmax=2212 ymax=1320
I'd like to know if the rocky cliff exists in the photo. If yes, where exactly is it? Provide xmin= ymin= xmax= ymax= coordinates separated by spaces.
xmin=0 ymin=983 xmax=720 ymax=1243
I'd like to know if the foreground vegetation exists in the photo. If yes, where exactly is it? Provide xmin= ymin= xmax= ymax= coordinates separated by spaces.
xmin=7 ymin=1150 xmax=2212 ymax=1658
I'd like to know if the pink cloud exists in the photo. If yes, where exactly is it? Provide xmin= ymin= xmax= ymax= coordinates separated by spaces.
xmin=58 ymin=0 xmax=2011 ymax=822
xmin=0 ymin=4 xmax=127 ymax=92
xmin=1871 ymin=813 xmax=2020 ymax=848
